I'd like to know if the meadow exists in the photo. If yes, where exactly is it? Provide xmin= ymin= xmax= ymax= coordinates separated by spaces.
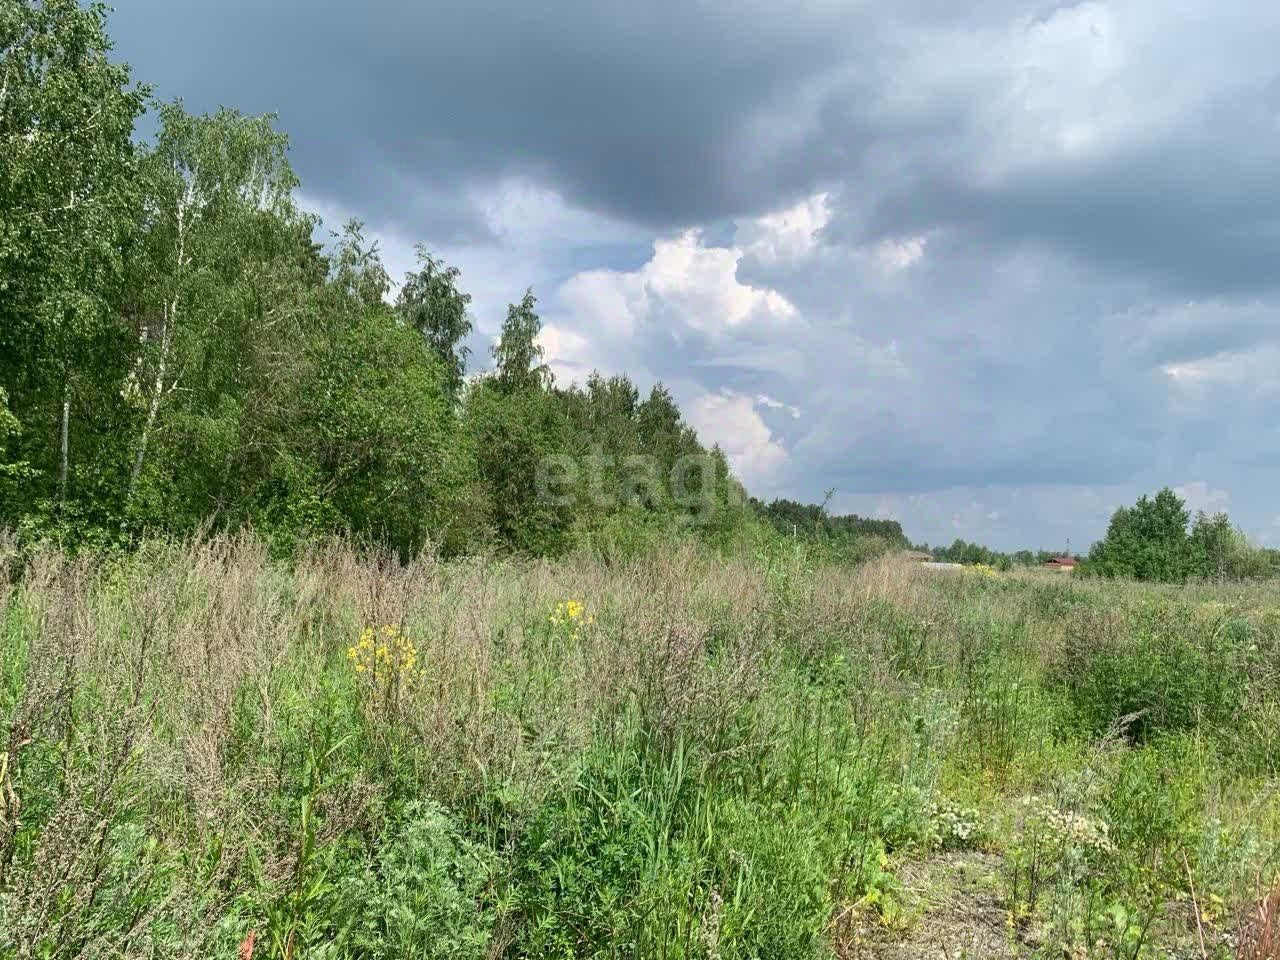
xmin=1 ymin=535 xmax=1277 ymax=959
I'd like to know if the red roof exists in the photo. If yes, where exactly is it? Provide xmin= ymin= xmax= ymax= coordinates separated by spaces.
xmin=1044 ymin=556 xmax=1078 ymax=567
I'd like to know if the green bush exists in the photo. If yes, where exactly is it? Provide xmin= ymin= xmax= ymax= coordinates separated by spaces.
xmin=326 ymin=802 xmax=495 ymax=959
xmin=1059 ymin=606 xmax=1245 ymax=743
xmin=1101 ymin=741 xmax=1199 ymax=881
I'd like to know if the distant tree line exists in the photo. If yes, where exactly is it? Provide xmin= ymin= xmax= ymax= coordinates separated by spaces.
xmin=913 ymin=488 xmax=1277 ymax=582
xmin=908 ymin=541 xmax=1067 ymax=570
xmin=749 ymin=498 xmax=908 ymax=561
xmin=923 ymin=541 xmax=1009 ymax=569
xmin=1083 ymin=487 xmax=1276 ymax=582
xmin=1 ymin=2 xmax=760 ymax=557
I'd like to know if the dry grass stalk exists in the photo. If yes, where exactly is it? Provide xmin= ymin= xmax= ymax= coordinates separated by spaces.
xmin=1239 ymin=874 xmax=1280 ymax=960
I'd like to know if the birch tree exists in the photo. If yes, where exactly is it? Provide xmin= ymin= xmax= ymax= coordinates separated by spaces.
xmin=125 ymin=104 xmax=304 ymax=507
xmin=492 ymin=290 xmax=550 ymax=394
xmin=0 ymin=0 xmax=144 ymax=507
xmin=397 ymin=247 xmax=473 ymax=402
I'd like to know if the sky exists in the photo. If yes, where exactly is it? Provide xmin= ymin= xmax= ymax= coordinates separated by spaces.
xmin=107 ymin=0 xmax=1280 ymax=551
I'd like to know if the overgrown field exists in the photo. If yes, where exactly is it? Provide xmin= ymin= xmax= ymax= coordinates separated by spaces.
xmin=1 ymin=537 xmax=1277 ymax=959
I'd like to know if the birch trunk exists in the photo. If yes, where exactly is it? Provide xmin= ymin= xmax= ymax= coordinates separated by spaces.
xmin=127 ymin=167 xmax=190 ymax=502
xmin=59 ymin=392 xmax=69 ymax=502
xmin=126 ymin=307 xmax=172 ymax=500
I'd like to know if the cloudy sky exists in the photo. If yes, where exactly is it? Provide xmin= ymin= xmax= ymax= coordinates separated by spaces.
xmin=109 ymin=0 xmax=1280 ymax=550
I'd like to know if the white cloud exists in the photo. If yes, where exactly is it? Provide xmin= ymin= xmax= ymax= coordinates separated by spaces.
xmin=557 ymin=269 xmax=646 ymax=341
xmin=537 ymin=323 xmax=600 ymax=386
xmin=755 ymin=393 xmax=802 ymax=419
xmin=869 ymin=235 xmax=928 ymax=272
xmin=646 ymin=230 xmax=798 ymax=332
xmin=470 ymin=175 xmax=647 ymax=251
xmin=1162 ymin=345 xmax=1280 ymax=388
xmin=1175 ymin=481 xmax=1232 ymax=517
xmin=686 ymin=390 xmax=788 ymax=486
xmin=552 ymin=229 xmax=797 ymax=354
xmin=737 ymin=192 xmax=831 ymax=263
xmin=1008 ymin=1 xmax=1129 ymax=159
xmin=543 ymin=226 xmax=802 ymax=389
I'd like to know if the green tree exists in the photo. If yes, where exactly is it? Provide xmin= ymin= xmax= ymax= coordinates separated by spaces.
xmin=240 ymin=225 xmax=485 ymax=557
xmin=492 ymin=289 xmax=550 ymax=394
xmin=635 ymin=382 xmax=702 ymax=511
xmin=397 ymin=247 xmax=473 ymax=401
xmin=0 ymin=388 xmax=34 ymax=519
xmin=0 ymin=2 xmax=770 ymax=559
xmin=1189 ymin=511 xmax=1272 ymax=581
xmin=124 ymin=103 xmax=312 ymax=522
xmin=330 ymin=219 xmax=390 ymax=311
xmin=0 ymin=0 xmax=145 ymax=509
xmin=1189 ymin=511 xmax=1235 ymax=582
xmin=750 ymin=497 xmax=908 ymax=552
xmin=290 ymin=309 xmax=474 ymax=557
xmin=462 ymin=381 xmax=575 ymax=555
xmin=1086 ymin=487 xmax=1192 ymax=582
xmin=637 ymin=384 xmax=696 ymax=463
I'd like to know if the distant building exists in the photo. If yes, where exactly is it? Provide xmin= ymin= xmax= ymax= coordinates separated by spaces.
xmin=1043 ymin=556 xmax=1079 ymax=572
xmin=903 ymin=550 xmax=934 ymax=563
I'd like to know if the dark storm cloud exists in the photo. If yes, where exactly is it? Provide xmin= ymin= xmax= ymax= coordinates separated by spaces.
xmin=112 ymin=1 xmax=1280 ymax=287
xmin=860 ymin=134 xmax=1280 ymax=298
xmin=109 ymin=0 xmax=867 ymax=233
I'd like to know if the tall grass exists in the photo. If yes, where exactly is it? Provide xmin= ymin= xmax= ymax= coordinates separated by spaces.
xmin=0 ymin=537 xmax=1276 ymax=958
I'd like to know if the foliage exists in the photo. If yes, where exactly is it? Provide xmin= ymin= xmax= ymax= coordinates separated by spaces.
xmin=754 ymin=497 xmax=906 ymax=544
xmin=0 ymin=0 xmax=146 ymax=512
xmin=397 ymin=246 xmax=473 ymax=402
xmin=1188 ymin=510 xmax=1276 ymax=580
xmin=462 ymin=381 xmax=577 ymax=556
xmin=1085 ymin=488 xmax=1193 ymax=582
xmin=492 ymin=289 xmax=550 ymax=395
xmin=0 ymin=390 xmax=33 ymax=516
xmin=327 ymin=802 xmax=495 ymax=960
xmin=1059 ymin=600 xmax=1246 ymax=742
xmin=290 ymin=307 xmax=471 ymax=557
xmin=329 ymin=220 xmax=390 ymax=310
xmin=123 ymin=103 xmax=315 ymax=526
xmin=931 ymin=538 xmax=1015 ymax=569
xmin=1083 ymin=488 xmax=1273 ymax=583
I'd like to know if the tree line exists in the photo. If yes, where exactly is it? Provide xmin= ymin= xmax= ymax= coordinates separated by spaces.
xmin=750 ymin=497 xmax=909 ymax=558
xmin=920 ymin=541 xmax=1068 ymax=571
xmin=0 ymin=1 xmax=792 ymax=558
xmin=916 ymin=488 xmax=1277 ymax=582
xmin=1084 ymin=487 xmax=1276 ymax=582
xmin=26 ymin=5 xmax=1261 ymax=580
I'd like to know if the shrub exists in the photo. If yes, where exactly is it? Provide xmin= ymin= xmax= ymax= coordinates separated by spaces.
xmin=326 ymin=801 xmax=495 ymax=960
xmin=1059 ymin=604 xmax=1245 ymax=742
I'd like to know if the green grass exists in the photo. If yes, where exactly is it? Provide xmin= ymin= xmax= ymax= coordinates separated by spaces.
xmin=0 ymin=537 xmax=1277 ymax=958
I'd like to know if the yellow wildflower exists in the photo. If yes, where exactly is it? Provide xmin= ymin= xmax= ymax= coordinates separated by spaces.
xmin=549 ymin=599 xmax=594 ymax=643
xmin=349 ymin=623 xmax=424 ymax=693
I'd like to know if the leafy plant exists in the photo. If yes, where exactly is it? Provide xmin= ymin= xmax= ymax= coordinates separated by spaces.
xmin=327 ymin=801 xmax=495 ymax=960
